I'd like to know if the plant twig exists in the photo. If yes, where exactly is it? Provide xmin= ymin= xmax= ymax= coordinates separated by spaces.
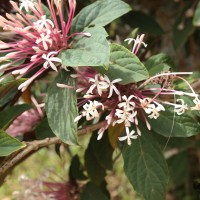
xmin=0 ymin=121 xmax=105 ymax=185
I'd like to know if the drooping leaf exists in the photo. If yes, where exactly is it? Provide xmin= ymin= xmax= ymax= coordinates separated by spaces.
xmin=0 ymin=130 xmax=26 ymax=156
xmin=0 ymin=78 xmax=26 ymax=99
xmin=153 ymin=132 xmax=189 ymax=150
xmin=0 ymin=89 xmax=18 ymax=110
xmin=35 ymin=118 xmax=55 ymax=140
xmin=80 ymin=182 xmax=109 ymax=200
xmin=0 ymin=104 xmax=32 ymax=130
xmin=122 ymin=126 xmax=169 ymax=200
xmin=91 ymin=132 xmax=114 ymax=170
xmin=71 ymin=0 xmax=131 ymax=33
xmin=108 ymin=123 xmax=124 ymax=149
xmin=173 ymin=4 xmax=195 ymax=49
xmin=173 ymin=18 xmax=194 ymax=49
xmin=145 ymin=53 xmax=175 ymax=76
xmin=167 ymin=151 xmax=188 ymax=186
xmin=69 ymin=155 xmax=87 ymax=180
xmin=59 ymin=26 xmax=110 ymax=67
xmin=193 ymin=1 xmax=200 ymax=26
xmin=149 ymin=107 xmax=200 ymax=137
xmin=84 ymin=134 xmax=106 ymax=185
xmin=97 ymin=43 xmax=149 ymax=84
xmin=122 ymin=11 xmax=164 ymax=36
xmin=46 ymin=69 xmax=78 ymax=145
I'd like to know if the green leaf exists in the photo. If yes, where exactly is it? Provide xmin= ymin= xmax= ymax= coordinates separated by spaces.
xmin=97 ymin=43 xmax=149 ymax=84
xmin=71 ymin=0 xmax=131 ymax=33
xmin=122 ymin=126 xmax=169 ymax=200
xmin=35 ymin=118 xmax=55 ymax=140
xmin=0 ymin=104 xmax=32 ymax=130
xmin=145 ymin=53 xmax=175 ymax=76
xmin=193 ymin=2 xmax=200 ymax=26
xmin=173 ymin=10 xmax=194 ymax=49
xmin=167 ymin=151 xmax=188 ymax=186
xmin=84 ymin=134 xmax=106 ymax=185
xmin=0 ymin=78 xmax=26 ymax=99
xmin=122 ymin=11 xmax=164 ymax=36
xmin=59 ymin=26 xmax=110 ymax=67
xmin=80 ymin=182 xmax=109 ymax=200
xmin=0 ymin=130 xmax=26 ymax=156
xmin=149 ymin=107 xmax=200 ymax=137
xmin=69 ymin=155 xmax=87 ymax=180
xmin=46 ymin=69 xmax=78 ymax=145
xmin=91 ymin=132 xmax=114 ymax=170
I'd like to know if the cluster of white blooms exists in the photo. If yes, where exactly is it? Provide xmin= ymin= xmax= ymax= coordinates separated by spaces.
xmin=72 ymin=67 xmax=200 ymax=146
xmin=58 ymin=34 xmax=200 ymax=146
xmin=0 ymin=0 xmax=90 ymax=92
xmin=73 ymin=71 xmax=171 ymax=145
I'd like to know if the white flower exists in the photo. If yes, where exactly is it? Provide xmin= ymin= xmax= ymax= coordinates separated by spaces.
xmin=140 ymin=97 xmax=151 ymax=108
xmin=124 ymin=34 xmax=147 ymax=54
xmin=19 ymin=0 xmax=35 ymax=12
xmin=42 ymin=52 xmax=62 ymax=71
xmin=87 ymin=74 xmax=109 ymax=96
xmin=34 ymin=15 xmax=54 ymax=31
xmin=114 ymin=106 xmax=137 ymax=127
xmin=174 ymin=99 xmax=188 ymax=115
xmin=191 ymin=98 xmax=200 ymax=111
xmin=36 ymin=32 xmax=52 ymax=50
xmin=87 ymin=74 xmax=121 ymax=98
xmin=144 ymin=102 xmax=165 ymax=119
xmin=103 ymin=75 xmax=122 ymax=98
xmin=118 ymin=127 xmax=138 ymax=145
xmin=118 ymin=95 xmax=136 ymax=109
xmin=74 ymin=100 xmax=104 ymax=122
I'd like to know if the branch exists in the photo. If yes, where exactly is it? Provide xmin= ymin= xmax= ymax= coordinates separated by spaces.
xmin=0 ymin=121 xmax=105 ymax=185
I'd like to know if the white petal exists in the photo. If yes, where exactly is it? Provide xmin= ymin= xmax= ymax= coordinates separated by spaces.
xmin=118 ymin=135 xmax=128 ymax=141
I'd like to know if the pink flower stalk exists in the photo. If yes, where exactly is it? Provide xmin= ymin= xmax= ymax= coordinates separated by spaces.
xmin=0 ymin=0 xmax=90 ymax=92
xmin=71 ymin=66 xmax=198 ymax=145
xmin=6 ymin=108 xmax=42 ymax=136
xmin=14 ymin=175 xmax=78 ymax=200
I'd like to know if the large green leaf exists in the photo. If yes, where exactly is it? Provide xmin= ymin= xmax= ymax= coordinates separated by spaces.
xmin=35 ymin=118 xmax=55 ymax=140
xmin=69 ymin=155 xmax=87 ymax=180
xmin=145 ymin=53 xmax=175 ymax=76
xmin=122 ymin=126 xmax=169 ymax=200
xmin=71 ymin=0 xmax=131 ymax=33
xmin=46 ymin=69 xmax=78 ymax=145
xmin=167 ymin=151 xmax=188 ymax=186
xmin=98 ymin=43 xmax=149 ymax=84
xmin=80 ymin=182 xmax=109 ymax=200
xmin=59 ymin=26 xmax=110 ymax=67
xmin=149 ymin=107 xmax=200 ymax=137
xmin=0 ymin=130 xmax=26 ymax=156
xmin=84 ymin=134 xmax=106 ymax=185
xmin=0 ymin=104 xmax=32 ymax=130
xmin=193 ymin=1 xmax=200 ymax=26
xmin=122 ymin=11 xmax=164 ymax=36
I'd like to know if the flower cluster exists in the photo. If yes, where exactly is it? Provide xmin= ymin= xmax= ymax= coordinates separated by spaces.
xmin=0 ymin=0 xmax=90 ymax=92
xmin=70 ymin=35 xmax=200 ymax=146
xmin=13 ymin=175 xmax=78 ymax=200
xmin=6 ymin=108 xmax=43 ymax=137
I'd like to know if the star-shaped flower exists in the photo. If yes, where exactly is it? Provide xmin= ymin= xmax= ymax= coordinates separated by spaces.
xmin=118 ymin=127 xmax=138 ymax=145
xmin=42 ymin=52 xmax=62 ymax=71
xmin=174 ymin=99 xmax=188 ymax=115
